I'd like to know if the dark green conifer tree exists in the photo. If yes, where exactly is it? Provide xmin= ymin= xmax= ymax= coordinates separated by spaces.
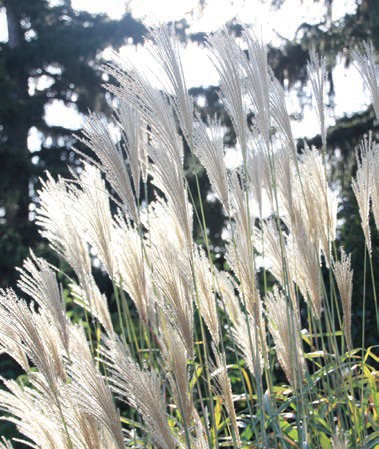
xmin=0 ymin=0 xmax=145 ymax=286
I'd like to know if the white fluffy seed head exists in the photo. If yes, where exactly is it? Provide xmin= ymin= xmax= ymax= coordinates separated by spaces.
xmin=333 ymin=249 xmax=353 ymax=351
xmin=307 ymin=48 xmax=327 ymax=146
xmin=265 ymin=286 xmax=306 ymax=388
xmin=352 ymin=41 xmax=379 ymax=121
xmin=352 ymin=134 xmax=373 ymax=256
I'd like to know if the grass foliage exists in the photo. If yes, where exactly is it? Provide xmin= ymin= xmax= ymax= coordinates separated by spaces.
xmin=0 ymin=27 xmax=378 ymax=449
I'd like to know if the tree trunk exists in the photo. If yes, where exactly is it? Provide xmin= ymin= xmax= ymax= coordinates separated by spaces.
xmin=5 ymin=0 xmax=23 ymax=48
xmin=2 ymin=0 xmax=33 ymax=283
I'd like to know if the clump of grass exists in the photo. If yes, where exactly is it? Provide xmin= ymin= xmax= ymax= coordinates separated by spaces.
xmin=0 ymin=26 xmax=378 ymax=449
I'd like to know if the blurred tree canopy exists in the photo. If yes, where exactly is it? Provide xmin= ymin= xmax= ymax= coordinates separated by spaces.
xmin=0 ymin=0 xmax=146 ymax=286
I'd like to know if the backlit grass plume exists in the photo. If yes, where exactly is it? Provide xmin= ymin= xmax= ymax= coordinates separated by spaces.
xmin=0 ymin=26 xmax=378 ymax=449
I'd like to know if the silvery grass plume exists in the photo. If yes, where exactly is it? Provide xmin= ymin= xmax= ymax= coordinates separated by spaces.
xmin=0 ymin=367 xmax=117 ymax=449
xmin=100 ymin=338 xmax=177 ymax=449
xmin=193 ymin=245 xmax=220 ymax=346
xmin=36 ymin=174 xmax=89 ymax=276
xmin=242 ymin=32 xmax=271 ymax=148
xmin=262 ymin=145 xmax=338 ymax=317
xmin=0 ymin=438 xmax=13 ymax=449
xmin=331 ymin=430 xmax=349 ymax=449
xmin=271 ymin=144 xmax=294 ymax=222
xmin=352 ymin=132 xmax=379 ymax=244
xmin=215 ymin=269 xmax=242 ymax=328
xmin=229 ymin=300 xmax=265 ymax=379
xmin=307 ymin=48 xmax=327 ymax=147
xmin=17 ymin=252 xmax=69 ymax=352
xmin=67 ymin=355 xmax=125 ymax=449
xmin=104 ymin=50 xmax=193 ymax=247
xmin=353 ymin=40 xmax=379 ymax=243
xmin=148 ymin=134 xmax=193 ymax=249
xmin=145 ymin=199 xmax=194 ymax=358
xmin=193 ymin=116 xmax=230 ymax=215
xmin=301 ymin=148 xmax=337 ymax=260
xmin=147 ymin=25 xmax=193 ymax=147
xmin=0 ymin=377 xmax=71 ymax=449
xmin=247 ymin=136 xmax=274 ymax=218
xmin=371 ymin=139 xmax=379 ymax=229
xmin=254 ymin=219 xmax=297 ymax=311
xmin=227 ymin=172 xmax=261 ymax=323
xmin=287 ymin=213 xmax=323 ymax=318
xmin=61 ymin=164 xmax=116 ymax=333
xmin=332 ymin=249 xmax=353 ymax=351
xmin=57 ymin=384 xmax=117 ymax=449
xmin=116 ymin=101 xmax=148 ymax=194
xmin=78 ymin=112 xmax=138 ymax=221
xmin=147 ymin=227 xmax=194 ymax=358
xmin=158 ymin=321 xmax=194 ymax=427
xmin=37 ymin=173 xmax=113 ymax=333
xmin=69 ymin=279 xmax=114 ymax=336
xmin=0 ymin=289 xmax=67 ymax=392
xmin=190 ymin=420 xmax=209 ymax=449
xmin=112 ymin=215 xmax=151 ymax=323
xmin=0 ymin=273 xmax=123 ymax=449
xmin=207 ymin=29 xmax=248 ymax=163
xmin=64 ymin=325 xmax=127 ymax=449
xmin=265 ymin=286 xmax=306 ymax=389
xmin=352 ymin=41 xmax=379 ymax=121
xmin=269 ymin=75 xmax=297 ymax=156
xmin=210 ymin=347 xmax=241 ymax=447
xmin=256 ymin=170 xmax=326 ymax=317
xmin=71 ymin=163 xmax=116 ymax=277
xmin=352 ymin=134 xmax=373 ymax=256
